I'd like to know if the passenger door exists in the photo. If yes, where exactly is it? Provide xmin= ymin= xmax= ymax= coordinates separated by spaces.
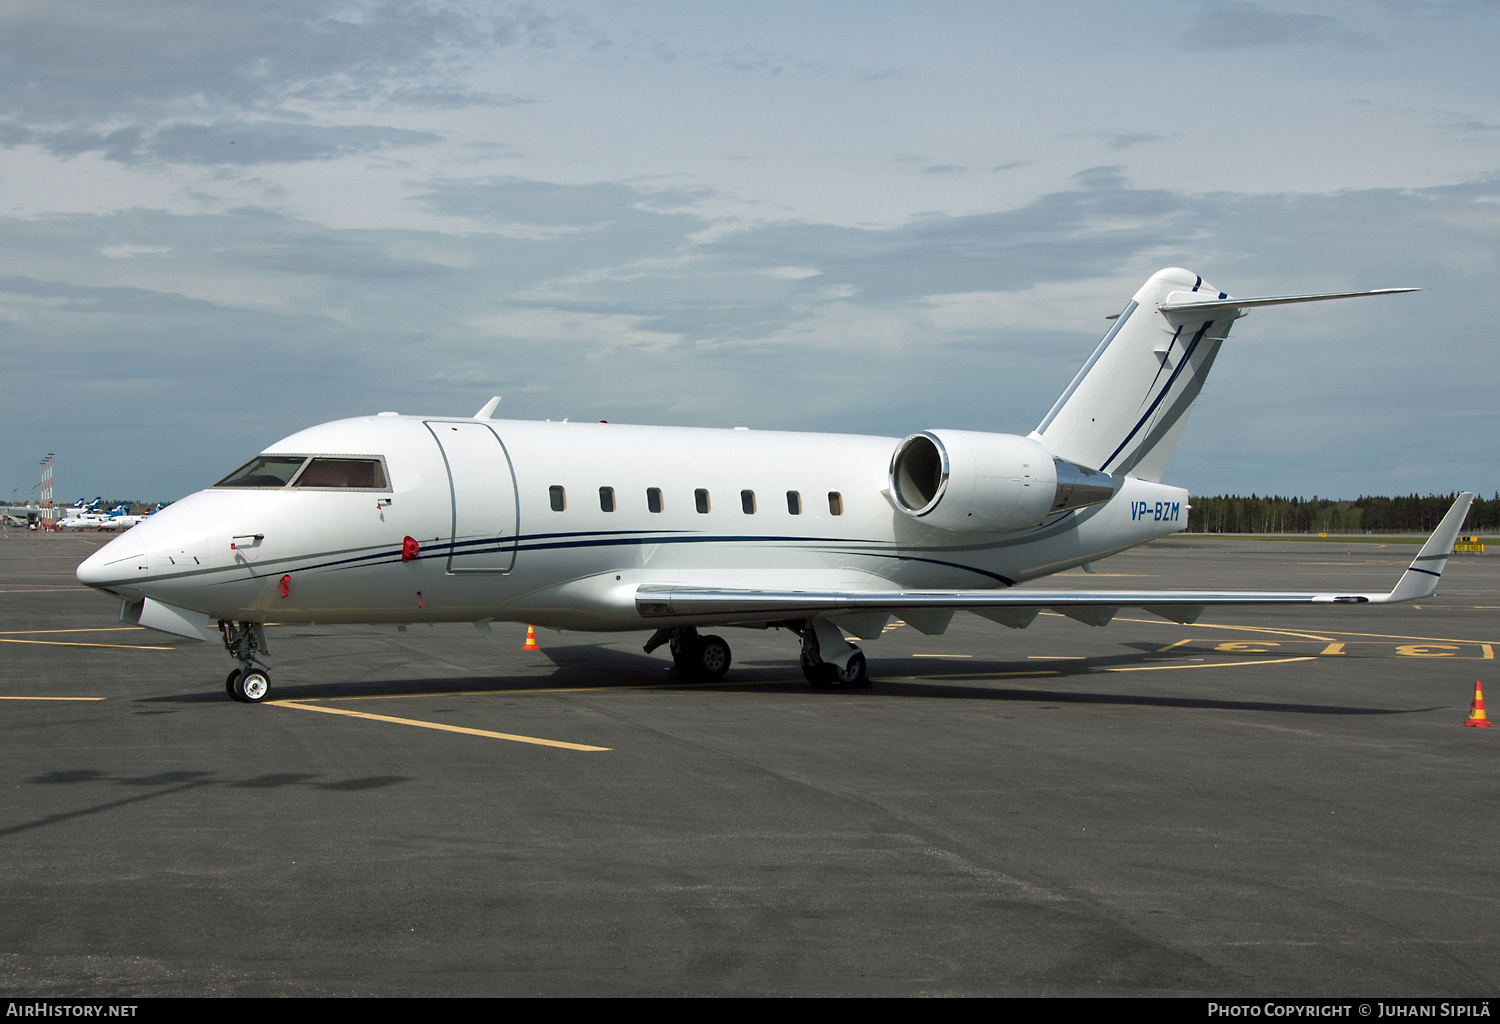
xmin=425 ymin=421 xmax=519 ymax=573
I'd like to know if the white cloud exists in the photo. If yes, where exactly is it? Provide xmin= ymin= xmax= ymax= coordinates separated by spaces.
xmin=99 ymin=244 xmax=172 ymax=259
xmin=3 ymin=2 xmax=1499 ymax=502
xmin=465 ymin=307 xmax=685 ymax=357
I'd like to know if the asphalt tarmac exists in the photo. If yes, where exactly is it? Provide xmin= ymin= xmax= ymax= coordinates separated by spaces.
xmin=2 ymin=528 xmax=1496 ymax=996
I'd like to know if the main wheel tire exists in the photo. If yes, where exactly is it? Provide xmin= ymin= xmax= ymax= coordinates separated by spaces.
xmin=697 ymin=635 xmax=731 ymax=680
xmin=226 ymin=669 xmax=246 ymax=702
xmin=671 ymin=638 xmax=699 ymax=679
xmin=831 ymin=651 xmax=870 ymax=688
xmin=235 ymin=668 xmax=271 ymax=703
xmin=802 ymin=650 xmax=832 ymax=688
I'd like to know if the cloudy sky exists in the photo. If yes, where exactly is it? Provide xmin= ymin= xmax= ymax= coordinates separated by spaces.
xmin=3 ymin=1 xmax=1498 ymax=503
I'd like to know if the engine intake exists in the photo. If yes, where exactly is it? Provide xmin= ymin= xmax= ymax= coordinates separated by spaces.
xmin=889 ymin=430 xmax=1115 ymax=532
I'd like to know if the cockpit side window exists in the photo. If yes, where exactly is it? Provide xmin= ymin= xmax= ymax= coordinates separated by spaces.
xmin=213 ymin=456 xmax=309 ymax=488
xmin=291 ymin=458 xmax=389 ymax=490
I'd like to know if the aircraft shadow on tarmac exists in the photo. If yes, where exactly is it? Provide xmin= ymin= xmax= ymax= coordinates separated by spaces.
xmin=5 ymin=770 xmax=413 ymax=839
xmin=142 ymin=641 xmax=1441 ymax=718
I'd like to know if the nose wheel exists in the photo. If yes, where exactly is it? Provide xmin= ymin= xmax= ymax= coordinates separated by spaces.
xmin=226 ymin=668 xmax=272 ymax=703
xmin=219 ymin=620 xmax=273 ymax=703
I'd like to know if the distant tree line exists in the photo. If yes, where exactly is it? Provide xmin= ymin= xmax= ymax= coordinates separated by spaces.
xmin=1185 ymin=493 xmax=1500 ymax=534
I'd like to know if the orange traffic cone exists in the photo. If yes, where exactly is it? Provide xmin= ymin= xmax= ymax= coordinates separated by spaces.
xmin=522 ymin=624 xmax=539 ymax=651
xmin=1464 ymin=681 xmax=1491 ymax=728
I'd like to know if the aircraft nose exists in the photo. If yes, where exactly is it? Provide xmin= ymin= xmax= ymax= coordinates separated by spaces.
xmin=77 ymin=530 xmax=148 ymax=588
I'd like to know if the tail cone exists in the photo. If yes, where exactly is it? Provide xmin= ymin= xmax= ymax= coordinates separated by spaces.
xmin=1464 ymin=680 xmax=1491 ymax=728
xmin=522 ymin=625 xmax=539 ymax=651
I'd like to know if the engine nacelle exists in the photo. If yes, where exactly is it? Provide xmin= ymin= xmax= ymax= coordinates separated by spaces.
xmin=888 ymin=430 xmax=1115 ymax=533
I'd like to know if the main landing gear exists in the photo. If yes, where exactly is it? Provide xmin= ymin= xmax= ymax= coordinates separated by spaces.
xmin=644 ymin=627 xmax=732 ymax=681
xmin=644 ymin=621 xmax=871 ymax=689
xmin=219 ymin=620 xmax=272 ymax=703
xmin=799 ymin=619 xmax=870 ymax=689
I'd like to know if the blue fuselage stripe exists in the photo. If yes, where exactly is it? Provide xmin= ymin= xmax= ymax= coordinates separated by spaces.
xmin=201 ymin=529 xmax=1019 ymax=589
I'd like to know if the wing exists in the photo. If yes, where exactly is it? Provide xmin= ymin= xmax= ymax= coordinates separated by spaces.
xmin=635 ymin=493 xmax=1474 ymax=634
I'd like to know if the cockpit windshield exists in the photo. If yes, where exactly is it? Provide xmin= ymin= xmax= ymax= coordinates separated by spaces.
xmin=212 ymin=455 xmax=389 ymax=490
xmin=213 ymin=456 xmax=308 ymax=488
xmin=293 ymin=458 xmax=387 ymax=489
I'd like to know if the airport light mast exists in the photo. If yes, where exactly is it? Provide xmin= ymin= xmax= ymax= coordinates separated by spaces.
xmin=39 ymin=454 xmax=53 ymax=527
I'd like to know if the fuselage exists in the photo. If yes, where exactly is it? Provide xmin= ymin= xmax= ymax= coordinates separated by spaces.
xmin=76 ymin=414 xmax=1190 ymax=631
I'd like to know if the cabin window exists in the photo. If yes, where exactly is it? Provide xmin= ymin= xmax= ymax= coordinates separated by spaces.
xmin=828 ymin=491 xmax=843 ymax=516
xmin=787 ymin=491 xmax=801 ymax=515
xmin=213 ymin=455 xmax=309 ymax=489
xmin=695 ymin=489 xmax=711 ymax=514
xmin=549 ymin=486 xmax=566 ymax=512
xmin=647 ymin=488 xmax=663 ymax=513
xmin=599 ymin=486 xmax=615 ymax=512
xmin=292 ymin=458 xmax=388 ymax=490
xmin=741 ymin=490 xmax=756 ymax=514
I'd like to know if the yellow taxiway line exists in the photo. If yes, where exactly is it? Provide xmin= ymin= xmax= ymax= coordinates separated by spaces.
xmin=0 ymin=696 xmax=106 ymax=701
xmin=0 ymin=627 xmax=149 ymax=635
xmin=886 ymin=670 xmax=1060 ymax=682
xmin=1105 ymin=655 xmax=1317 ymax=673
xmin=0 ymin=626 xmax=171 ymax=650
xmin=267 ymin=699 xmax=610 ymax=751
xmin=0 ymin=637 xmax=173 ymax=650
xmin=0 ymin=588 xmax=96 ymax=593
xmin=1115 ymin=615 xmax=1500 ymax=647
xmin=893 ymin=655 xmax=1318 ymax=681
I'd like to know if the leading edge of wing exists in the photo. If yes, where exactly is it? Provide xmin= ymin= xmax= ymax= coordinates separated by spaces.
xmin=635 ymin=493 xmax=1476 ymax=621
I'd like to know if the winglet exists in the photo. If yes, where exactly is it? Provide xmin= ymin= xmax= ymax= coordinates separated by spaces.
xmin=1382 ymin=492 xmax=1475 ymax=602
xmin=474 ymin=396 xmax=502 ymax=420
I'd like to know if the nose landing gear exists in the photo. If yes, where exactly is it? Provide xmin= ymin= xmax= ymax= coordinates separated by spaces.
xmin=219 ymin=621 xmax=272 ymax=703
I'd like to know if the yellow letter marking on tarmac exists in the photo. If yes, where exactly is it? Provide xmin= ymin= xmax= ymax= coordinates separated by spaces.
xmin=268 ymin=700 xmax=610 ymax=751
xmin=1395 ymin=644 xmax=1460 ymax=657
xmin=1215 ymin=641 xmax=1280 ymax=654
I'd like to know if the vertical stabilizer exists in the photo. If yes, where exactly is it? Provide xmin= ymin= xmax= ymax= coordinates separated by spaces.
xmin=1031 ymin=268 xmax=1233 ymax=481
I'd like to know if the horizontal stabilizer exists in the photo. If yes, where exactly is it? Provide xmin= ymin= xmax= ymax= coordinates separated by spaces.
xmin=635 ymin=494 xmax=1475 ymax=623
xmin=1159 ymin=287 xmax=1418 ymax=322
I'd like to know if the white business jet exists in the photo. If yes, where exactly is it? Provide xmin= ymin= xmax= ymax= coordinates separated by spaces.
xmin=102 ymin=504 xmax=152 ymax=529
xmin=77 ymin=268 xmax=1471 ymax=703
xmin=57 ymin=498 xmax=109 ymax=530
